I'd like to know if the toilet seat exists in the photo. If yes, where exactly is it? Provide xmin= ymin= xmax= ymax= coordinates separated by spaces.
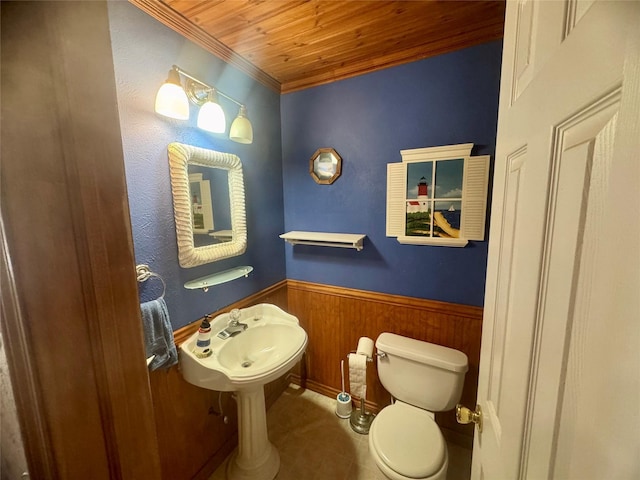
xmin=369 ymin=402 xmax=447 ymax=479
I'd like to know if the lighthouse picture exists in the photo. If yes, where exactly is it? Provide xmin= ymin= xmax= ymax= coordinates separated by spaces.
xmin=406 ymin=159 xmax=464 ymax=237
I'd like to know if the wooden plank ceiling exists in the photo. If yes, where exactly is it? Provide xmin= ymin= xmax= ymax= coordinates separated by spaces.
xmin=131 ymin=0 xmax=505 ymax=93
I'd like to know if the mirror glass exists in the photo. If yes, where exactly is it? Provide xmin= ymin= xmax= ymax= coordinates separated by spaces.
xmin=168 ymin=142 xmax=247 ymax=267
xmin=309 ymin=147 xmax=342 ymax=184
xmin=188 ymin=165 xmax=232 ymax=247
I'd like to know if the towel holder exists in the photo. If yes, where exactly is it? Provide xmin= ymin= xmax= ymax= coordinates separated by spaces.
xmin=136 ymin=264 xmax=166 ymax=299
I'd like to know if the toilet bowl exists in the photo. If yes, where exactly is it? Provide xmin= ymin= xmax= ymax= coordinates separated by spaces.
xmin=368 ymin=333 xmax=468 ymax=480
xmin=369 ymin=402 xmax=447 ymax=480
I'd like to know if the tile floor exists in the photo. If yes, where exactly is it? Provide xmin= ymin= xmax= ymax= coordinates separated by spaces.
xmin=210 ymin=384 xmax=472 ymax=480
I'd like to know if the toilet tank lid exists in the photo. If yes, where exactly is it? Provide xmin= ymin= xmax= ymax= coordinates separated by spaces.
xmin=376 ymin=333 xmax=469 ymax=372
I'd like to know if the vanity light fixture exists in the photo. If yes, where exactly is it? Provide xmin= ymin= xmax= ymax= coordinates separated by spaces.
xmin=197 ymin=89 xmax=226 ymax=134
xmin=229 ymin=105 xmax=253 ymax=144
xmin=154 ymin=65 xmax=254 ymax=144
xmin=155 ymin=67 xmax=189 ymax=120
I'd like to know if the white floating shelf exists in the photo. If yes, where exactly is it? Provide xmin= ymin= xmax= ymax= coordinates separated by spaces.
xmin=280 ymin=231 xmax=366 ymax=251
xmin=184 ymin=265 xmax=253 ymax=291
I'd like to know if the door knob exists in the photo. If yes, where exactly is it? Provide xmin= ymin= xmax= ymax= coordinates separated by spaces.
xmin=456 ymin=404 xmax=483 ymax=433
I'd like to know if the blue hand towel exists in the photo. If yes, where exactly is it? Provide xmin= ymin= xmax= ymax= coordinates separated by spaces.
xmin=140 ymin=298 xmax=177 ymax=371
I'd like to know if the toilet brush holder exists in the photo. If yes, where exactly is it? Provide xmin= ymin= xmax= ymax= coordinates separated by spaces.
xmin=336 ymin=359 xmax=352 ymax=418
xmin=336 ymin=392 xmax=352 ymax=418
xmin=350 ymin=397 xmax=374 ymax=435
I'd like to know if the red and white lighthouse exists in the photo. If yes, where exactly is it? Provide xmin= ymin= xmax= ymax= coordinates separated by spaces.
xmin=417 ymin=176 xmax=429 ymax=198
xmin=407 ymin=177 xmax=430 ymax=214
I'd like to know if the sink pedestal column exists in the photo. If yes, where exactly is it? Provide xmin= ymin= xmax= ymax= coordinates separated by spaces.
xmin=226 ymin=386 xmax=279 ymax=480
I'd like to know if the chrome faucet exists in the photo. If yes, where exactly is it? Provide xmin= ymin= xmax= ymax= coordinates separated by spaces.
xmin=217 ymin=309 xmax=248 ymax=339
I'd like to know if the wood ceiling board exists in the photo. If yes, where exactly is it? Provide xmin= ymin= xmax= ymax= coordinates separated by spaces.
xmin=199 ymin=2 xmax=428 ymax=53
xmin=162 ymin=0 xmax=226 ymax=19
xmin=273 ymin=17 xmax=504 ymax=87
xmin=232 ymin=2 xmax=418 ymax=56
xmin=280 ymin=27 xmax=503 ymax=92
xmin=131 ymin=0 xmax=505 ymax=93
xmin=206 ymin=2 xmax=352 ymax=49
xmin=167 ymin=1 xmax=312 ymax=39
xmin=211 ymin=1 xmax=500 ymax=53
xmin=131 ymin=0 xmax=281 ymax=91
xmin=234 ymin=11 xmax=500 ymax=81
xmin=247 ymin=9 xmax=495 ymax=69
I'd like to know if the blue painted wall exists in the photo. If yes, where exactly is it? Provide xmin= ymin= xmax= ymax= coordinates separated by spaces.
xmin=108 ymin=3 xmax=286 ymax=329
xmin=108 ymin=0 xmax=501 ymax=327
xmin=281 ymin=41 xmax=502 ymax=306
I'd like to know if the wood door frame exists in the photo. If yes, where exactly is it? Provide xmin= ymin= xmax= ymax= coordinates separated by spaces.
xmin=1 ymin=2 xmax=162 ymax=478
xmin=1 ymin=218 xmax=58 ymax=479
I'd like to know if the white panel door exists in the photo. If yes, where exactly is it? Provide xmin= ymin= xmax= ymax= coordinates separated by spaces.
xmin=472 ymin=1 xmax=639 ymax=479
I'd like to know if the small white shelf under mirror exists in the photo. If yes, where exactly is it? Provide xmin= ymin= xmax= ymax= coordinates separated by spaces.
xmin=184 ymin=265 xmax=253 ymax=291
xmin=280 ymin=231 xmax=366 ymax=251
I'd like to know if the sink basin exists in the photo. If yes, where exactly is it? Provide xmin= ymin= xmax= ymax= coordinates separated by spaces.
xmin=217 ymin=323 xmax=304 ymax=372
xmin=179 ymin=304 xmax=307 ymax=480
xmin=180 ymin=303 xmax=307 ymax=392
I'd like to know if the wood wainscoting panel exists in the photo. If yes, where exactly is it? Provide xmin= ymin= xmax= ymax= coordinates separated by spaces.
xmin=287 ymin=280 xmax=483 ymax=441
xmin=150 ymin=280 xmax=289 ymax=480
xmin=149 ymin=367 xmax=237 ymax=480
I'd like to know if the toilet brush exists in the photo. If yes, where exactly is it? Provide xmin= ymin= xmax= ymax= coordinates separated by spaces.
xmin=335 ymin=360 xmax=352 ymax=418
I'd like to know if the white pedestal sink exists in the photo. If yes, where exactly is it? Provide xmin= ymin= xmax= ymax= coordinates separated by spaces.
xmin=179 ymin=304 xmax=308 ymax=480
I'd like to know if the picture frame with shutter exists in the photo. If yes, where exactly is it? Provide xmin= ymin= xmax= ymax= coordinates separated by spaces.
xmin=386 ymin=143 xmax=490 ymax=247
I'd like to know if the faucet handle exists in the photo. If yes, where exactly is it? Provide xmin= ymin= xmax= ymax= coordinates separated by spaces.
xmin=230 ymin=309 xmax=241 ymax=323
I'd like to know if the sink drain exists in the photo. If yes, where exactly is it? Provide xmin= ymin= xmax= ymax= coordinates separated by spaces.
xmin=241 ymin=360 xmax=252 ymax=368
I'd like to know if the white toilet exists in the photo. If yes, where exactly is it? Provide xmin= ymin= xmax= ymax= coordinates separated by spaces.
xmin=368 ymin=332 xmax=468 ymax=480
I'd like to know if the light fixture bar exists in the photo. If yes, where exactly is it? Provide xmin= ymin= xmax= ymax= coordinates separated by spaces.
xmin=156 ymin=65 xmax=254 ymax=143
xmin=172 ymin=65 xmax=243 ymax=108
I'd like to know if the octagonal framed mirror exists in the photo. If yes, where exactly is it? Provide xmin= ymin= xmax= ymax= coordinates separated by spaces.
xmin=309 ymin=147 xmax=342 ymax=185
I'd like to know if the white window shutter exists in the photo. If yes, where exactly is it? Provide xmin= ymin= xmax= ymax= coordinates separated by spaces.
xmin=461 ymin=155 xmax=490 ymax=241
xmin=386 ymin=163 xmax=406 ymax=237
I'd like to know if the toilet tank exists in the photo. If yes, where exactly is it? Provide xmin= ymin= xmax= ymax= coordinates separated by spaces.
xmin=376 ymin=332 xmax=468 ymax=412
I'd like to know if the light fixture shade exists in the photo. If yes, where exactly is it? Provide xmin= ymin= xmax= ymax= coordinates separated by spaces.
xmin=197 ymin=90 xmax=226 ymax=133
xmin=155 ymin=69 xmax=189 ymax=120
xmin=229 ymin=105 xmax=254 ymax=144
